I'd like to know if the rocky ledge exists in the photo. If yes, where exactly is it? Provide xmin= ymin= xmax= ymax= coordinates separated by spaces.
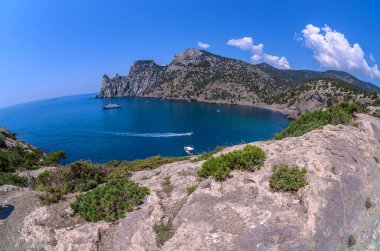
xmin=2 ymin=114 xmax=380 ymax=250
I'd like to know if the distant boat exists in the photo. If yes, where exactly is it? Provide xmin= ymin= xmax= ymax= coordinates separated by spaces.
xmin=184 ymin=146 xmax=194 ymax=155
xmin=103 ymin=103 xmax=122 ymax=109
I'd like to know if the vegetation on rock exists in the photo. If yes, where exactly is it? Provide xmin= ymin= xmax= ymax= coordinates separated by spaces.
xmin=153 ymin=223 xmax=174 ymax=246
xmin=108 ymin=155 xmax=188 ymax=178
xmin=42 ymin=150 xmax=66 ymax=166
xmin=365 ymin=197 xmax=373 ymax=209
xmin=348 ymin=234 xmax=356 ymax=247
xmin=275 ymin=103 xmax=361 ymax=140
xmin=0 ymin=173 xmax=28 ymax=187
xmin=70 ymin=178 xmax=150 ymax=222
xmin=269 ymin=165 xmax=307 ymax=192
xmin=37 ymin=161 xmax=109 ymax=204
xmin=197 ymin=145 xmax=266 ymax=181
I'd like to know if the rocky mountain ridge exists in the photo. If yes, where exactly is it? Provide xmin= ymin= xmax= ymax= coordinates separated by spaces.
xmin=97 ymin=49 xmax=380 ymax=118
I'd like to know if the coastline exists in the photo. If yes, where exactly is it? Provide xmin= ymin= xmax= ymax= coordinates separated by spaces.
xmin=97 ymin=94 xmax=298 ymax=119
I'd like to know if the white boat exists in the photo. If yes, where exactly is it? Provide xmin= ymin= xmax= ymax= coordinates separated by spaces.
xmin=103 ymin=103 xmax=122 ymax=109
xmin=184 ymin=146 xmax=194 ymax=155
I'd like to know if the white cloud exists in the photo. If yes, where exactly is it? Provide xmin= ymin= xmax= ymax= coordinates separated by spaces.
xmin=227 ymin=37 xmax=290 ymax=69
xmin=301 ymin=24 xmax=380 ymax=80
xmin=197 ymin=42 xmax=210 ymax=49
xmin=370 ymin=53 xmax=376 ymax=63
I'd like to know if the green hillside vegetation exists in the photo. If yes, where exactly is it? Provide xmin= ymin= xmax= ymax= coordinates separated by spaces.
xmin=70 ymin=178 xmax=150 ymax=222
xmin=197 ymin=145 xmax=266 ymax=181
xmin=275 ymin=103 xmax=361 ymax=140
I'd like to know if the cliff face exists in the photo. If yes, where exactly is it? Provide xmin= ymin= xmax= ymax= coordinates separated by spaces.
xmin=98 ymin=60 xmax=166 ymax=97
xmin=2 ymin=114 xmax=380 ymax=250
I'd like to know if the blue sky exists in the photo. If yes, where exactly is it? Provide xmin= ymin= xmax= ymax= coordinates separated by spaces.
xmin=1 ymin=0 xmax=380 ymax=107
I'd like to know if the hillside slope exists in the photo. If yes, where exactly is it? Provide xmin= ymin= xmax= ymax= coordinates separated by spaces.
xmin=97 ymin=49 xmax=380 ymax=118
xmin=2 ymin=114 xmax=379 ymax=250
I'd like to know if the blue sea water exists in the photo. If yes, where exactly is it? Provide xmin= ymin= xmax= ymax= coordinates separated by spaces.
xmin=0 ymin=94 xmax=290 ymax=163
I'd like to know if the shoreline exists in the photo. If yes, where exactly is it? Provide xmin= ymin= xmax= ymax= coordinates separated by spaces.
xmin=97 ymin=95 xmax=298 ymax=119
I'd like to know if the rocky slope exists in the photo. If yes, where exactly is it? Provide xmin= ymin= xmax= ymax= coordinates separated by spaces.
xmin=2 ymin=114 xmax=380 ymax=250
xmin=97 ymin=49 xmax=380 ymax=118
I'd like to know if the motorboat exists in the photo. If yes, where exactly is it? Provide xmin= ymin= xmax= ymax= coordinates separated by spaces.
xmin=103 ymin=103 xmax=122 ymax=109
xmin=184 ymin=146 xmax=194 ymax=155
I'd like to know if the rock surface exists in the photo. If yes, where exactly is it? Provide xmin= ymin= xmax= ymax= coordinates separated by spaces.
xmin=1 ymin=114 xmax=380 ymax=250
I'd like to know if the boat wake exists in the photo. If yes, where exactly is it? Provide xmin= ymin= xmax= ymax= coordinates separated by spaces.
xmin=94 ymin=131 xmax=193 ymax=138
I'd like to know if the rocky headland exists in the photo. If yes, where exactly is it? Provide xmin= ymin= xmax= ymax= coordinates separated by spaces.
xmin=97 ymin=49 xmax=380 ymax=119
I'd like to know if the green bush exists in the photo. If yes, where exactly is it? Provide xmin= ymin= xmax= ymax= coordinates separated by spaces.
xmin=0 ymin=151 xmax=13 ymax=173
xmin=61 ymin=161 xmax=107 ymax=193
xmin=42 ymin=150 xmax=66 ymax=166
xmin=70 ymin=178 xmax=150 ymax=222
xmin=36 ymin=161 xmax=109 ymax=204
xmin=197 ymin=145 xmax=266 ymax=181
xmin=348 ymin=234 xmax=356 ymax=247
xmin=38 ymin=187 xmax=62 ymax=205
xmin=0 ymin=173 xmax=28 ymax=187
xmin=275 ymin=103 xmax=360 ymax=140
xmin=153 ymin=223 xmax=174 ymax=246
xmin=269 ymin=165 xmax=308 ymax=192
xmin=365 ymin=198 xmax=373 ymax=209
xmin=0 ymin=137 xmax=6 ymax=148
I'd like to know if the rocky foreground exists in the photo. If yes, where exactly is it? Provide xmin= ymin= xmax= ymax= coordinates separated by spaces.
xmin=1 ymin=114 xmax=380 ymax=250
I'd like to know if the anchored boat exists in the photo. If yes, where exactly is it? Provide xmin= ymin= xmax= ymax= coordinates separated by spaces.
xmin=103 ymin=103 xmax=122 ymax=109
xmin=184 ymin=146 xmax=194 ymax=155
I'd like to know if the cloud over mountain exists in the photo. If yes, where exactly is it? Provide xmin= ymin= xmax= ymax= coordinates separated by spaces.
xmin=301 ymin=24 xmax=380 ymax=80
xmin=227 ymin=36 xmax=290 ymax=69
xmin=197 ymin=42 xmax=210 ymax=49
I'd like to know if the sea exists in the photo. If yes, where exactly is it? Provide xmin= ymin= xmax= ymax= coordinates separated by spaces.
xmin=0 ymin=94 xmax=290 ymax=163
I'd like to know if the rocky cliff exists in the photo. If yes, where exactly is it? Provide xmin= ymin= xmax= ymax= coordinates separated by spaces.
xmin=97 ymin=49 xmax=380 ymax=118
xmin=2 ymin=114 xmax=380 ymax=250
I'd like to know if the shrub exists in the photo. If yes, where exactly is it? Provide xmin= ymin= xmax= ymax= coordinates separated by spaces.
xmin=61 ymin=161 xmax=108 ymax=193
xmin=70 ymin=178 xmax=150 ymax=222
xmin=365 ymin=198 xmax=373 ymax=209
xmin=197 ymin=145 xmax=266 ymax=181
xmin=42 ymin=150 xmax=66 ymax=166
xmin=36 ymin=161 xmax=109 ymax=204
xmin=0 ymin=173 xmax=28 ymax=187
xmin=269 ymin=165 xmax=308 ymax=192
xmin=275 ymin=103 xmax=360 ymax=140
xmin=186 ymin=185 xmax=197 ymax=195
xmin=0 ymin=137 xmax=6 ymax=148
xmin=0 ymin=151 xmax=13 ymax=173
xmin=162 ymin=176 xmax=173 ymax=195
xmin=348 ymin=234 xmax=356 ymax=247
xmin=23 ymin=148 xmax=45 ymax=170
xmin=38 ymin=188 xmax=63 ymax=205
xmin=153 ymin=223 xmax=174 ymax=246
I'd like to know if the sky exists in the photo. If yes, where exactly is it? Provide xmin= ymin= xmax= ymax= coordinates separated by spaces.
xmin=1 ymin=0 xmax=380 ymax=107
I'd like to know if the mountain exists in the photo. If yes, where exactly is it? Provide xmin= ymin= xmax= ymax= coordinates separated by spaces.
xmin=97 ymin=48 xmax=380 ymax=117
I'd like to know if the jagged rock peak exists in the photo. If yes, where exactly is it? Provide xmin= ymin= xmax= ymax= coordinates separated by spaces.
xmin=102 ymin=74 xmax=110 ymax=81
xmin=172 ymin=48 xmax=205 ymax=63
xmin=133 ymin=60 xmax=157 ymax=66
